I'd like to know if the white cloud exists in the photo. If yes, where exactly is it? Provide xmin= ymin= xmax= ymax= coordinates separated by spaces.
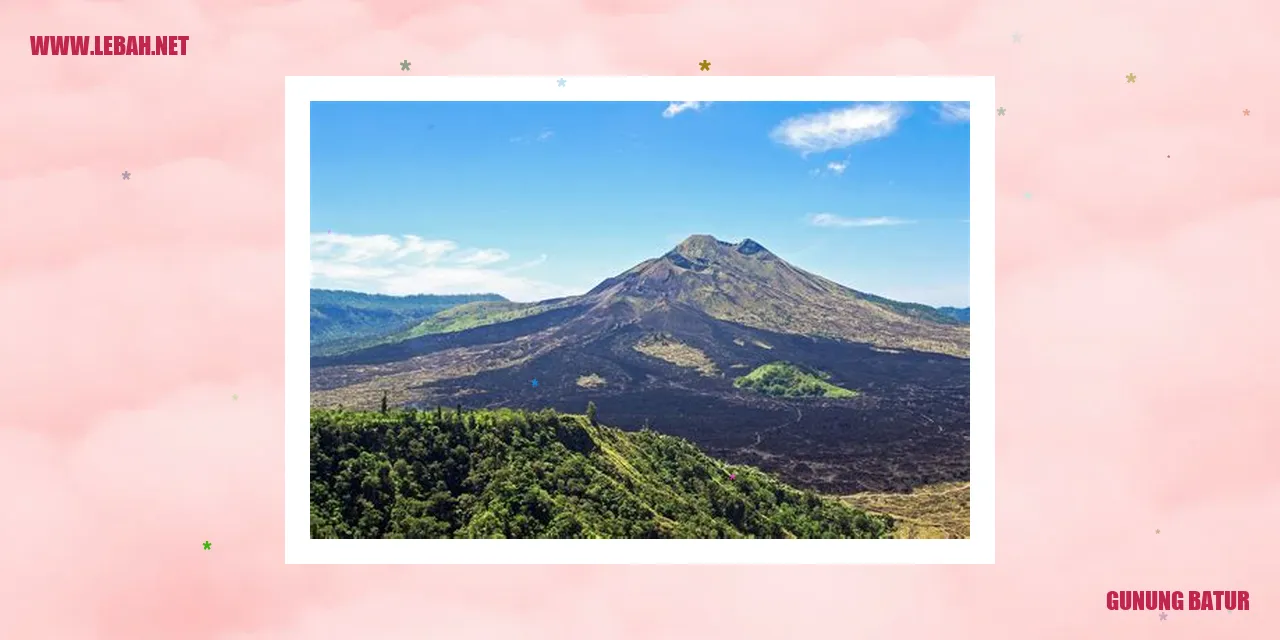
xmin=509 ymin=129 xmax=554 ymax=143
xmin=808 ymin=158 xmax=849 ymax=178
xmin=309 ymin=233 xmax=574 ymax=302
xmin=806 ymin=213 xmax=914 ymax=228
xmin=453 ymin=248 xmax=511 ymax=266
xmin=936 ymin=101 xmax=970 ymax=123
xmin=770 ymin=103 xmax=905 ymax=155
xmin=662 ymin=101 xmax=711 ymax=118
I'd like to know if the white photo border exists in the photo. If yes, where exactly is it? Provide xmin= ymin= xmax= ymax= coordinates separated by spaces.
xmin=285 ymin=76 xmax=996 ymax=565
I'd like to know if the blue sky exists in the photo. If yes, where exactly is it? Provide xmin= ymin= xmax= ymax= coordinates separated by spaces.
xmin=310 ymin=100 xmax=970 ymax=307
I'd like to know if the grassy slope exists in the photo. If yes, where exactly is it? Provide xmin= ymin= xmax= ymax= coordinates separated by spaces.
xmin=392 ymin=300 xmax=551 ymax=339
xmin=841 ymin=481 xmax=970 ymax=539
xmin=310 ymin=407 xmax=894 ymax=539
xmin=632 ymin=334 xmax=720 ymax=377
xmin=733 ymin=362 xmax=858 ymax=398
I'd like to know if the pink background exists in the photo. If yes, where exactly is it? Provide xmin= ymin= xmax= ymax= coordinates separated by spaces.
xmin=3 ymin=0 xmax=1277 ymax=638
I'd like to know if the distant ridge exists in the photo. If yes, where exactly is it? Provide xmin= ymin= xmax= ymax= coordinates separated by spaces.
xmin=310 ymin=289 xmax=507 ymax=356
xmin=935 ymin=307 xmax=970 ymax=324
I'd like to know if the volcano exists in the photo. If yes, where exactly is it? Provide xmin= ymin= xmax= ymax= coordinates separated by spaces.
xmin=310 ymin=235 xmax=970 ymax=493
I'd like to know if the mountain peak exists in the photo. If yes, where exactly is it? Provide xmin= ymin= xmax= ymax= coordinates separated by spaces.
xmin=674 ymin=234 xmax=730 ymax=253
xmin=672 ymin=235 xmax=773 ymax=259
xmin=734 ymin=238 xmax=768 ymax=256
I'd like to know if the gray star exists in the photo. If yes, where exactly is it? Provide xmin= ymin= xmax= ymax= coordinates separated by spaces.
xmin=400 ymin=59 xmax=411 ymax=71
xmin=1159 ymin=612 xmax=1168 ymax=621
xmin=121 ymin=171 xmax=130 ymax=180
xmin=997 ymin=107 xmax=1006 ymax=116
xmin=557 ymin=78 xmax=566 ymax=87
xmin=1012 ymin=32 xmax=1022 ymax=43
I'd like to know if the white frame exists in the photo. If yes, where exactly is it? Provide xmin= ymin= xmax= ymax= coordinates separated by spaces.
xmin=285 ymin=76 xmax=996 ymax=565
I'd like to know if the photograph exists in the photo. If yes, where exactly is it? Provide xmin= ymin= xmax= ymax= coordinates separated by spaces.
xmin=286 ymin=77 xmax=994 ymax=563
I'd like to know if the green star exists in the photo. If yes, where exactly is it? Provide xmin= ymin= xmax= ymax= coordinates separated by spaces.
xmin=400 ymin=59 xmax=411 ymax=71
xmin=1023 ymin=192 xmax=1031 ymax=199
xmin=232 ymin=394 xmax=238 ymax=401
xmin=997 ymin=107 xmax=1006 ymax=116
xmin=203 ymin=540 xmax=211 ymax=550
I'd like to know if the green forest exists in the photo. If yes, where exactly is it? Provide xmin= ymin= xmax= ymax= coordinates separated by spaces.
xmin=310 ymin=406 xmax=893 ymax=539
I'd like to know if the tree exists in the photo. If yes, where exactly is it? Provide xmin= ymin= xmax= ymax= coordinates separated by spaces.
xmin=586 ymin=401 xmax=598 ymax=426
xmin=380 ymin=391 xmax=388 ymax=414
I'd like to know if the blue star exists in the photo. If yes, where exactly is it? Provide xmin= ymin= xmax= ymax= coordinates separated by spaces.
xmin=557 ymin=78 xmax=566 ymax=88
xmin=531 ymin=379 xmax=539 ymax=387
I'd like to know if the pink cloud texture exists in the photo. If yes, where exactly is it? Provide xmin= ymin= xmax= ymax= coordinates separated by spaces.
xmin=2 ymin=0 xmax=1279 ymax=638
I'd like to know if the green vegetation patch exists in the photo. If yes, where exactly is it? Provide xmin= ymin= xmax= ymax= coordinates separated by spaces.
xmin=732 ymin=362 xmax=858 ymax=398
xmin=310 ymin=407 xmax=892 ymax=539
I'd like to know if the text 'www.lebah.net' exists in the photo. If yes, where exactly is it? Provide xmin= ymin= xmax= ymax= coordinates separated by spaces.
xmin=30 ymin=36 xmax=189 ymax=56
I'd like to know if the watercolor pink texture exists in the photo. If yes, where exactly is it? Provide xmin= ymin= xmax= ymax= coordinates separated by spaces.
xmin=2 ymin=0 xmax=1278 ymax=638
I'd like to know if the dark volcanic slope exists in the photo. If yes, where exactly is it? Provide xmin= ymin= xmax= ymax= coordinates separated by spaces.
xmin=311 ymin=235 xmax=970 ymax=494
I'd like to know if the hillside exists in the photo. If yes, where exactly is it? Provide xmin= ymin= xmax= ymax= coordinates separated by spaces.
xmin=310 ymin=289 xmax=506 ymax=356
xmin=842 ymin=481 xmax=970 ymax=539
xmin=310 ymin=407 xmax=894 ymax=539
xmin=391 ymin=299 xmax=571 ymax=340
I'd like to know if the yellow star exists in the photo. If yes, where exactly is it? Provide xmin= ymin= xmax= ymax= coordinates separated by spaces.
xmin=1126 ymin=73 xmax=1137 ymax=83
xmin=698 ymin=60 xmax=710 ymax=71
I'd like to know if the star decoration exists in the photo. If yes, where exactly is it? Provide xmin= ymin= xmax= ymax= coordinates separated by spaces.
xmin=1023 ymin=192 xmax=1031 ymax=199
xmin=531 ymin=379 xmax=539 ymax=388
xmin=121 ymin=171 xmax=130 ymax=180
xmin=400 ymin=60 xmax=411 ymax=71
xmin=557 ymin=78 xmax=566 ymax=87
xmin=1012 ymin=32 xmax=1022 ymax=43
xmin=1243 ymin=109 xmax=1250 ymax=116
xmin=1159 ymin=612 xmax=1168 ymax=621
xmin=232 ymin=394 xmax=238 ymax=401
xmin=1156 ymin=528 xmax=1160 ymax=533
xmin=997 ymin=107 xmax=1006 ymax=116
xmin=698 ymin=60 xmax=710 ymax=71
xmin=202 ymin=541 xmax=211 ymax=550
xmin=1126 ymin=73 xmax=1137 ymax=83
